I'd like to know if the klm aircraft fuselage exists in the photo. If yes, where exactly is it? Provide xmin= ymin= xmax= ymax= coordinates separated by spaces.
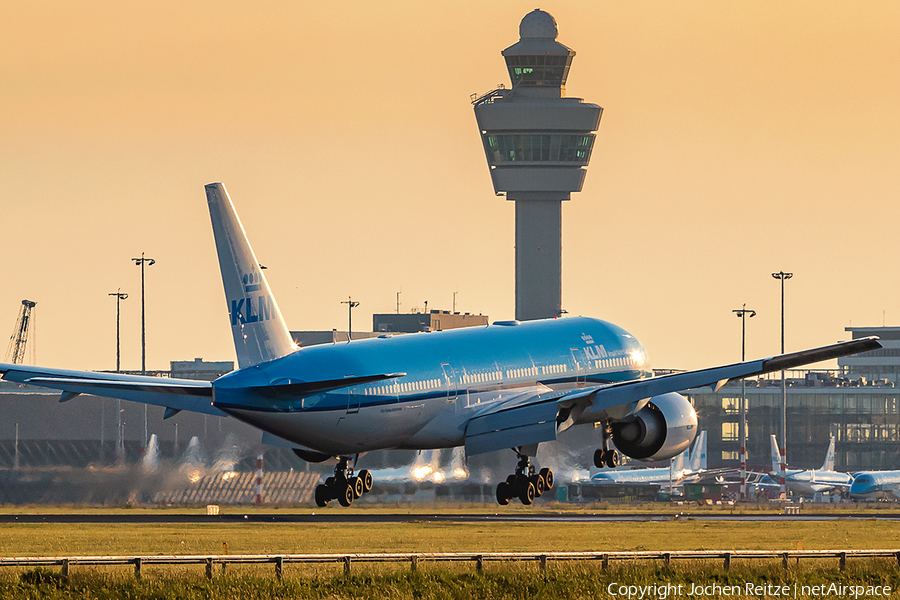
xmin=214 ymin=316 xmax=650 ymax=456
xmin=0 ymin=182 xmax=881 ymax=508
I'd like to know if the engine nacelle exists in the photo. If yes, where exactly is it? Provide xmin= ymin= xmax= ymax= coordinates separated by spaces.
xmin=610 ymin=392 xmax=697 ymax=461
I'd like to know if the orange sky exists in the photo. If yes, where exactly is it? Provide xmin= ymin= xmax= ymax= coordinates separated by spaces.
xmin=2 ymin=1 xmax=898 ymax=372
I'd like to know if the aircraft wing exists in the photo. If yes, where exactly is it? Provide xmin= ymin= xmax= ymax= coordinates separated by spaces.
xmin=464 ymin=336 xmax=880 ymax=456
xmin=0 ymin=363 xmax=224 ymax=417
xmin=465 ymin=386 xmax=596 ymax=456
xmin=584 ymin=336 xmax=880 ymax=413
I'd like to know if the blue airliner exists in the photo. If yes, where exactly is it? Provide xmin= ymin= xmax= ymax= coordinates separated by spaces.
xmin=849 ymin=471 xmax=900 ymax=500
xmin=0 ymin=183 xmax=881 ymax=507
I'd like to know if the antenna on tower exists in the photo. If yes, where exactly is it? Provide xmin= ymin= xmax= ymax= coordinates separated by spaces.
xmin=5 ymin=300 xmax=37 ymax=364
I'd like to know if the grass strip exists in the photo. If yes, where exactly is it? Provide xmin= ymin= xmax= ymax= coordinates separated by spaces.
xmin=2 ymin=560 xmax=898 ymax=600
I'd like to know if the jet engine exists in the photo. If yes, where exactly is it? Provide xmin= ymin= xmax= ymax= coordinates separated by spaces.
xmin=610 ymin=392 xmax=697 ymax=461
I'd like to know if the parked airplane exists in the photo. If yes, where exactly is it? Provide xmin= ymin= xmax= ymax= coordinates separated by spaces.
xmin=849 ymin=471 xmax=900 ymax=500
xmin=769 ymin=435 xmax=853 ymax=496
xmin=590 ymin=431 xmax=707 ymax=487
xmin=0 ymin=183 xmax=881 ymax=507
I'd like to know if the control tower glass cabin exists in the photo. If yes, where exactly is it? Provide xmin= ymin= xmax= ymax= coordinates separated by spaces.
xmin=473 ymin=10 xmax=602 ymax=321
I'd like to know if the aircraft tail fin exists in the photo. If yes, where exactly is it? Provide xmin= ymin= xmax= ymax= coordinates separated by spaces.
xmin=671 ymin=447 xmax=686 ymax=478
xmin=821 ymin=436 xmax=836 ymax=471
xmin=770 ymin=434 xmax=781 ymax=475
xmin=205 ymin=183 xmax=296 ymax=369
xmin=690 ymin=430 xmax=707 ymax=471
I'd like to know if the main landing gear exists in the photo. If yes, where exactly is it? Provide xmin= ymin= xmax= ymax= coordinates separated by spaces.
xmin=496 ymin=453 xmax=554 ymax=506
xmin=314 ymin=456 xmax=373 ymax=507
xmin=594 ymin=420 xmax=620 ymax=468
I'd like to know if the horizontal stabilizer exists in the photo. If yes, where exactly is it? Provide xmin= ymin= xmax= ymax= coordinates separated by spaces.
xmin=252 ymin=373 xmax=406 ymax=397
xmin=27 ymin=377 xmax=212 ymax=397
xmin=0 ymin=363 xmax=224 ymax=417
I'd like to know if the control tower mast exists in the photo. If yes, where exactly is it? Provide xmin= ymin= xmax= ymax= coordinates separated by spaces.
xmin=473 ymin=10 xmax=602 ymax=321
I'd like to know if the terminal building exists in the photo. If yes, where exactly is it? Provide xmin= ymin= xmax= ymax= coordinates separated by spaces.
xmin=684 ymin=325 xmax=900 ymax=472
xmin=292 ymin=309 xmax=489 ymax=347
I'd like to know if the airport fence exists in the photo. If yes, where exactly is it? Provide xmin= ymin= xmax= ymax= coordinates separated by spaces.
xmin=2 ymin=549 xmax=899 ymax=581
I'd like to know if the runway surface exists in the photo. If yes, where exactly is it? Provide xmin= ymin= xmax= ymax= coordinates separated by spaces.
xmin=2 ymin=512 xmax=898 ymax=524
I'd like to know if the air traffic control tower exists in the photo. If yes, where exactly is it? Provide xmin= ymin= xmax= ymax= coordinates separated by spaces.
xmin=473 ymin=10 xmax=602 ymax=321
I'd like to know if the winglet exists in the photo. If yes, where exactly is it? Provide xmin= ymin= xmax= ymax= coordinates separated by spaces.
xmin=770 ymin=434 xmax=781 ymax=475
xmin=205 ymin=183 xmax=297 ymax=369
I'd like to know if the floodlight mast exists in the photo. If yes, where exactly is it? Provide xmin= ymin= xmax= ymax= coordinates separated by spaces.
xmin=772 ymin=271 xmax=793 ymax=501
xmin=733 ymin=304 xmax=756 ymax=501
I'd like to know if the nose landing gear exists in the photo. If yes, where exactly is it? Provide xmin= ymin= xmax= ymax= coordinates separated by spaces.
xmin=314 ymin=456 xmax=374 ymax=507
xmin=495 ymin=453 xmax=554 ymax=506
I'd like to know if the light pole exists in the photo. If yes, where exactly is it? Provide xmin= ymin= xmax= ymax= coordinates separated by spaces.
xmin=772 ymin=271 xmax=792 ymax=501
xmin=341 ymin=297 xmax=359 ymax=340
xmin=733 ymin=304 xmax=756 ymax=501
xmin=116 ymin=405 xmax=125 ymax=465
xmin=132 ymin=253 xmax=155 ymax=448
xmin=106 ymin=289 xmax=127 ymax=465
xmin=108 ymin=289 xmax=128 ymax=372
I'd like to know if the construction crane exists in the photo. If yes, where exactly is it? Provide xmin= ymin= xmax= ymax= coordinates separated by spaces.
xmin=6 ymin=299 xmax=37 ymax=364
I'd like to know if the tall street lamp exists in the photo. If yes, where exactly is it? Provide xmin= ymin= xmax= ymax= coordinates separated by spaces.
xmin=772 ymin=270 xmax=792 ymax=501
xmin=108 ymin=289 xmax=128 ymax=372
xmin=117 ymin=406 xmax=125 ymax=465
xmin=733 ymin=304 xmax=756 ymax=501
xmin=132 ymin=252 xmax=155 ymax=448
xmin=341 ymin=297 xmax=360 ymax=340
xmin=106 ymin=288 xmax=127 ymax=464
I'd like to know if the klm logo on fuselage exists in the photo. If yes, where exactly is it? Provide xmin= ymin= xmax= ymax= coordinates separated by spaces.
xmin=231 ymin=295 xmax=274 ymax=326
xmin=584 ymin=344 xmax=609 ymax=360
xmin=580 ymin=332 xmax=611 ymax=361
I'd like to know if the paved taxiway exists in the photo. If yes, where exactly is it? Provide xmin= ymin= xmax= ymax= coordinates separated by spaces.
xmin=1 ymin=512 xmax=898 ymax=524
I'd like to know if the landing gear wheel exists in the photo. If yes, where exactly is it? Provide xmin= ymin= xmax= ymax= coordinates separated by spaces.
xmin=531 ymin=474 xmax=544 ymax=498
xmin=338 ymin=482 xmax=354 ymax=507
xmin=594 ymin=449 xmax=619 ymax=468
xmin=539 ymin=468 xmax=554 ymax=490
xmin=351 ymin=476 xmax=364 ymax=499
xmin=519 ymin=480 xmax=536 ymax=505
xmin=496 ymin=481 xmax=512 ymax=506
xmin=606 ymin=449 xmax=620 ymax=468
xmin=358 ymin=469 xmax=374 ymax=493
xmin=314 ymin=484 xmax=330 ymax=507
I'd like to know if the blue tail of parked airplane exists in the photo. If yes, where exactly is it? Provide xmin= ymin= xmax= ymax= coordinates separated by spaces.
xmin=820 ymin=436 xmax=836 ymax=472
